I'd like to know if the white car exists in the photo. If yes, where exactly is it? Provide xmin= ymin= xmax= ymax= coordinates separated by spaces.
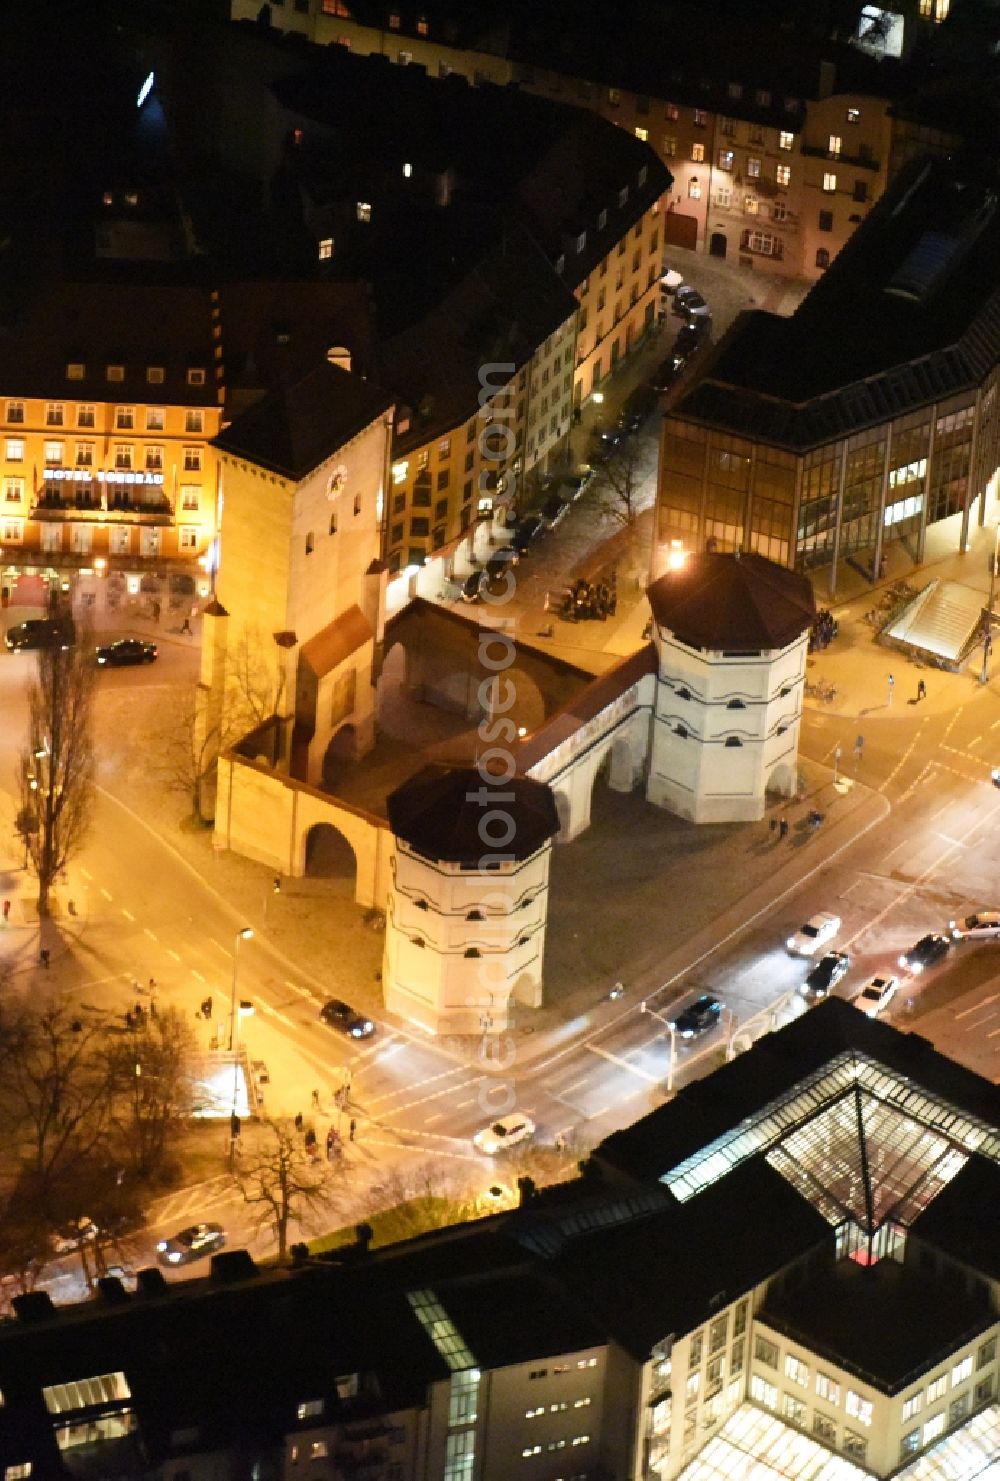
xmin=853 ymin=975 xmax=899 ymax=1018
xmin=472 ymin=1114 xmax=535 ymax=1156
xmin=786 ymin=912 xmax=841 ymax=957
xmin=950 ymin=911 xmax=1000 ymax=941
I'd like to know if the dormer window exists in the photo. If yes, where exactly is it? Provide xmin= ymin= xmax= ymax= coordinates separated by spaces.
xmin=296 ymin=1399 xmax=324 ymax=1420
xmin=555 ymin=254 xmax=565 ymax=274
xmin=416 ymin=15 xmax=429 ymax=35
xmin=638 ymin=164 xmax=648 ymax=186
xmin=318 ymin=237 xmax=333 ymax=260
xmin=575 ymin=231 xmax=587 ymax=252
xmin=466 ymin=909 xmax=485 ymax=921
xmin=726 ymin=698 xmax=746 ymax=709
xmin=356 ymin=201 xmax=372 ymax=222
xmin=65 ymin=364 xmax=84 ymax=381
xmin=388 ymin=10 xmax=400 ymax=27
xmin=597 ymin=208 xmax=607 ymax=230
xmin=106 ymin=365 xmax=124 ymax=383
xmin=725 ymin=736 xmax=743 ymax=747
xmin=618 ymin=186 xmax=629 ymax=207
xmin=146 ymin=366 xmax=164 ymax=384
xmin=403 ymin=161 xmax=412 ymax=178
xmin=186 ymin=368 xmax=205 ymax=386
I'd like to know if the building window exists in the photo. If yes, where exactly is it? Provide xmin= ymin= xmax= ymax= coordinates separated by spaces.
xmin=829 ymin=135 xmax=842 ymax=155
xmin=178 ymin=527 xmax=198 ymax=551
xmin=927 ymin=1375 xmax=947 ymax=1403
xmin=115 ymin=406 xmax=134 ymax=430
xmin=688 ymin=179 xmax=702 ymax=200
xmin=44 ymin=441 xmax=63 ymax=465
xmin=5 ymin=401 xmax=24 ymax=423
xmin=665 ymin=101 xmax=679 ymax=120
xmin=1 ymin=516 xmax=23 ymax=542
xmin=778 ymin=131 xmax=794 ymax=152
xmin=185 ymin=410 xmax=204 ymax=434
xmin=902 ymin=1393 xmax=922 ymax=1421
xmin=773 ymin=201 xmax=788 ymax=221
xmin=952 ymin=1356 xmax=973 ymax=1386
xmin=318 ymin=237 xmax=333 ymax=260
xmin=843 ymin=1432 xmax=867 ymax=1464
xmin=45 ymin=403 xmax=65 ymax=426
xmin=745 ymin=196 xmax=759 ymax=215
xmin=183 ymin=446 xmax=202 ymax=472
xmin=923 ymin=1413 xmax=945 ymax=1444
xmin=356 ymin=202 xmax=372 ymax=222
xmin=846 ymin=106 xmax=860 ymax=124
xmin=145 ymin=446 xmax=163 ymax=471
xmin=607 ymin=88 xmax=620 ymax=107
xmin=815 ymin=1373 xmax=839 ymax=1404
xmin=114 ymin=445 xmax=132 ymax=469
xmin=813 ymin=1414 xmax=836 ymax=1444
xmin=717 ymin=149 xmax=734 ymax=172
xmin=785 ymin=1356 xmax=809 ymax=1387
xmin=783 ymin=1394 xmax=806 ymax=1426
xmin=816 ymin=248 xmax=830 ymax=269
xmin=5 ymin=438 xmax=24 ymax=461
xmin=720 ymin=115 xmax=736 ymax=137
xmin=691 ymin=142 xmax=705 ymax=162
xmin=180 ymin=487 xmax=199 ymax=511
xmin=733 ymin=1301 xmax=748 ymax=1339
xmin=4 ymin=477 xmax=24 ymax=502
xmin=845 ymin=1391 xmax=872 ymax=1426
xmin=818 ymin=210 xmax=833 ymax=232
xmin=662 ymin=135 xmax=677 ymax=156
xmin=823 ymin=173 xmax=837 ymax=192
xmin=978 ymin=1339 xmax=996 ymax=1370
xmin=65 ymin=362 xmax=85 ymax=381
xmin=186 ymin=368 xmax=205 ymax=386
xmin=754 ymin=1336 xmax=779 ymax=1369
xmin=693 ymin=109 xmax=707 ymax=127
xmin=106 ymin=364 xmax=124 ymax=382
xmin=713 ymin=186 xmax=732 ymax=208
xmin=900 ymin=1430 xmax=921 ymax=1460
xmin=747 ymin=157 xmax=761 ymax=179
xmin=750 ymin=1375 xmax=778 ymax=1410
xmin=949 ymin=1392 xmax=970 ymax=1427
xmin=975 ymin=1375 xmax=994 ymax=1405
xmin=776 ymin=164 xmax=791 ymax=187
xmin=77 ymin=405 xmax=95 ymax=427
xmin=853 ymin=180 xmax=868 ymax=203
xmin=4 ymin=1465 xmax=32 ymax=1479
xmin=146 ymin=366 xmax=164 ymax=384
xmin=635 ymin=126 xmax=648 ymax=142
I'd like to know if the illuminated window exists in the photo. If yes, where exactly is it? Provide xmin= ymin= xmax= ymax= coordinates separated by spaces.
xmin=297 ymin=1399 xmax=323 ymax=1419
xmin=823 ymin=173 xmax=837 ymax=192
xmin=745 ymin=197 xmax=759 ymax=215
xmin=845 ymin=1390 xmax=872 ymax=1426
xmin=952 ymin=1355 xmax=973 ymax=1385
xmin=779 ymin=130 xmax=793 ymax=150
xmin=688 ymin=179 xmax=701 ymax=200
xmin=829 ymin=135 xmax=842 ymax=155
xmin=776 ymin=164 xmax=791 ymax=186
xmin=44 ymin=441 xmax=63 ymax=465
xmin=115 ymin=406 xmax=134 ymax=430
xmin=847 ymin=107 xmax=860 ymax=124
xmin=388 ymin=9 xmax=400 ymax=25
xmin=750 ymin=1375 xmax=777 ymax=1410
xmin=785 ymin=1355 xmax=809 ymax=1387
xmin=816 ymin=1373 xmax=840 ymax=1404
xmin=416 ymin=14 xmax=429 ymax=34
xmin=403 ymin=162 xmax=412 ymax=177
xmin=183 ymin=446 xmax=202 ymax=472
xmin=145 ymin=446 xmax=163 ymax=471
xmin=927 ymin=1374 xmax=947 ymax=1403
xmin=935 ymin=0 xmax=950 ymax=18
xmin=665 ymin=101 xmax=679 ymax=120
xmin=923 ymin=1412 xmax=945 ymax=1443
xmin=747 ymin=157 xmax=761 ymax=178
xmin=186 ymin=368 xmax=205 ymax=387
xmin=4 ymin=476 xmax=24 ymax=500
xmin=635 ymin=127 xmax=648 ymax=142
xmin=902 ymin=1392 xmax=922 ymax=1421
xmin=691 ymin=142 xmax=705 ymax=162
xmin=180 ymin=487 xmax=199 ymax=511
xmin=318 ymin=237 xmax=333 ymax=260
xmin=43 ymin=1372 xmax=131 ymax=1414
xmin=717 ymin=149 xmax=734 ymax=172
xmin=5 ymin=1465 xmax=31 ymax=1479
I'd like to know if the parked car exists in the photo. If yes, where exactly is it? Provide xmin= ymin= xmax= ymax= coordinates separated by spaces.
xmin=585 ymin=425 xmax=623 ymax=466
xmin=460 ymin=569 xmax=484 ymax=603
xmin=675 ymin=286 xmax=710 ymax=321
xmin=539 ymin=493 xmax=570 ymax=529
xmin=5 ymin=617 xmax=75 ymax=652
xmin=156 ymin=1222 xmax=226 ymax=1266
xmin=617 ymin=383 xmax=658 ymax=433
xmin=320 ymin=998 xmax=375 ymax=1038
xmin=472 ymin=1113 xmax=535 ymax=1156
xmin=801 ymin=950 xmax=850 ymax=1000
xmin=673 ymin=284 xmax=705 ymax=316
xmin=649 ymin=355 xmax=678 ymax=392
xmin=950 ymin=910 xmax=1000 ymax=941
xmin=511 ymin=514 xmax=544 ymax=555
xmin=786 ymin=911 xmax=841 ymax=957
xmin=96 ymin=637 xmax=158 ymax=667
xmin=898 ymin=933 xmax=951 ymax=975
xmin=853 ymin=975 xmax=899 ymax=1018
xmin=671 ymin=324 xmax=706 ymax=369
xmin=668 ymin=992 xmax=721 ymax=1039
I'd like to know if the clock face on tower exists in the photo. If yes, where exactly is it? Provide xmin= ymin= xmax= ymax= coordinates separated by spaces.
xmin=327 ymin=464 xmax=348 ymax=501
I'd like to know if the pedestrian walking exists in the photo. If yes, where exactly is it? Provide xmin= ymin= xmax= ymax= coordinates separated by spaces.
xmin=39 ymin=947 xmax=50 ymax=969
xmin=311 ymin=1088 xmax=320 ymax=1109
xmin=326 ymin=1128 xmax=336 ymax=1160
xmin=917 ymin=679 xmax=927 ymax=701
xmin=179 ymin=615 xmax=193 ymax=635
xmin=854 ymin=734 xmax=864 ymax=763
xmin=779 ymin=817 xmax=789 ymax=840
xmin=2 ymin=899 xmax=9 ymax=923
xmin=304 ymin=1127 xmax=316 ymax=1150
xmin=294 ymin=1111 xmax=303 ymax=1132
xmin=769 ymin=818 xmax=778 ymax=836
xmin=349 ymin=1118 xmax=357 ymax=1142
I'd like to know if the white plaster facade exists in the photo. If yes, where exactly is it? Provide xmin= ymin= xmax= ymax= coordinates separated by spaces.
xmin=646 ymin=623 xmax=807 ymax=824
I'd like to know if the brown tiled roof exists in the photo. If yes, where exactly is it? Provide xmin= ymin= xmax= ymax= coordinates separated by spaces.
xmin=299 ymin=605 xmax=373 ymax=680
xmin=647 ymin=552 xmax=814 ymax=652
xmin=514 ymin=643 xmax=657 ymax=775
xmin=387 ymin=764 xmax=559 ymax=864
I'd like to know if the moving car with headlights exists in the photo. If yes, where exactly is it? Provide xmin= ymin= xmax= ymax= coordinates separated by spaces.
xmin=853 ymin=975 xmax=899 ymax=1018
xmin=156 ymin=1222 xmax=226 ymax=1266
xmin=950 ymin=910 xmax=1000 ymax=941
xmin=473 ymin=1113 xmax=535 ymax=1156
xmin=898 ymin=933 xmax=950 ymax=975
xmin=96 ymin=637 xmax=158 ymax=667
xmin=668 ymin=992 xmax=721 ymax=1039
xmin=320 ymin=998 xmax=375 ymax=1038
xmin=801 ymin=950 xmax=850 ymax=1000
xmin=786 ymin=911 xmax=841 ymax=957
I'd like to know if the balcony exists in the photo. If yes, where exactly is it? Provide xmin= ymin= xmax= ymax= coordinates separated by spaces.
xmin=31 ymin=478 xmax=173 ymax=525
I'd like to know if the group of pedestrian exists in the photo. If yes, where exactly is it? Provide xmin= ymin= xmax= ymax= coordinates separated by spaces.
xmin=769 ymin=817 xmax=790 ymax=841
xmin=295 ymin=1095 xmax=356 ymax=1162
xmin=808 ymin=608 xmax=839 ymax=652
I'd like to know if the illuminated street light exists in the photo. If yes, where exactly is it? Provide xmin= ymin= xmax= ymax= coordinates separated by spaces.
xmin=666 ymin=539 xmax=686 ymax=571
xmin=640 ymin=998 xmax=678 ymax=1093
xmin=228 ymin=928 xmax=254 ymax=1053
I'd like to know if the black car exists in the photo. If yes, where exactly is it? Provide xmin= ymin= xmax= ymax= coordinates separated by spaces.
xmin=671 ymin=324 xmax=705 ymax=369
xmin=460 ymin=569 xmax=484 ymax=604
xmin=511 ymin=514 xmax=544 ymax=554
xmin=668 ymin=992 xmax=722 ymax=1039
xmin=585 ymin=425 xmax=623 ymax=466
xmin=617 ymin=383 xmax=658 ymax=433
xmin=96 ymin=637 xmax=158 ymax=667
xmin=156 ymin=1222 xmax=226 ymax=1266
xmin=5 ymin=617 xmax=75 ymax=652
xmin=898 ymin=933 xmax=951 ymax=975
xmin=320 ymin=998 xmax=375 ymax=1038
xmin=801 ymin=950 xmax=850 ymax=1000
xmin=650 ymin=355 xmax=678 ymax=392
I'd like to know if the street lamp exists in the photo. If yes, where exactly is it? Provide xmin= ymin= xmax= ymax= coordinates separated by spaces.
xmin=228 ymin=927 xmax=254 ymax=1053
xmin=981 ymin=523 xmax=1000 ymax=686
xmin=640 ymin=999 xmax=678 ymax=1094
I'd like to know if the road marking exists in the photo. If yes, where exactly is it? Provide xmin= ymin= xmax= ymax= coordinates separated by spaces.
xmin=927 ymin=802 xmax=952 ymax=824
xmin=144 ymin=928 xmax=157 ymax=941
xmin=991 ymin=719 xmax=1000 ymax=731
xmin=969 ymin=735 xmax=983 ymax=749
xmin=881 ymin=722 xmax=930 ymax=795
xmin=100 ymin=887 xmax=113 ymax=901
xmin=167 ymin=948 xmax=181 ymax=962
xmin=586 ymin=1045 xmax=658 ymax=1083
xmin=936 ymin=833 xmax=967 ymax=849
xmin=878 ymin=840 xmax=913 ymax=868
xmin=208 ymin=937 xmax=228 ymax=955
xmin=365 ymin=1064 xmax=466 ymax=1108
xmin=80 ymin=868 xmax=92 ymax=881
xmin=424 ymin=1112 xmax=445 ymax=1125
xmin=955 ymin=994 xmax=998 ymax=1020
xmin=285 ymin=981 xmax=318 ymax=1000
xmin=379 ymin=1075 xmax=485 ymax=1117
xmin=251 ymin=996 xmax=295 ymax=1029
xmin=191 ymin=968 xmax=206 ymax=983
xmin=120 ymin=908 xmax=135 ymax=923
xmin=455 ymin=1098 xmax=475 ymax=1110
xmin=942 ymin=706 xmax=964 ymax=744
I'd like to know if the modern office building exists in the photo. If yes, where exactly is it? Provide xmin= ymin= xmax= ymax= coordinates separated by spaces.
xmin=655 ymin=151 xmax=1000 ymax=592
xmin=2 ymin=1000 xmax=999 ymax=1479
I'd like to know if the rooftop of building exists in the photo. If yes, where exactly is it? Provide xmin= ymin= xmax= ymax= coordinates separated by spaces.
xmin=646 ymin=551 xmax=816 ymax=653
xmin=212 ymin=359 xmax=392 ymax=480
xmin=386 ymin=763 xmax=560 ymax=864
xmin=672 ymin=152 xmax=1000 ymax=450
xmin=760 ymin=1255 xmax=993 ymax=1392
xmin=911 ymin=1154 xmax=1000 ymax=1283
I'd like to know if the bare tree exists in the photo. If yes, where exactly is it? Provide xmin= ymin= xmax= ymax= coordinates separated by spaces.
xmin=598 ymin=440 xmax=646 ymax=530
xmin=105 ymin=1006 xmax=198 ymax=1181
xmin=232 ymin=1118 xmax=333 ymax=1261
xmin=15 ymin=634 xmax=96 ymax=915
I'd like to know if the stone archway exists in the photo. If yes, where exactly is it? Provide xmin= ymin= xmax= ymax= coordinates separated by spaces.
xmin=322 ymin=724 xmax=357 ymax=791
xmin=709 ymin=231 xmax=728 ymax=259
xmin=304 ymin=822 xmax=358 ymax=881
